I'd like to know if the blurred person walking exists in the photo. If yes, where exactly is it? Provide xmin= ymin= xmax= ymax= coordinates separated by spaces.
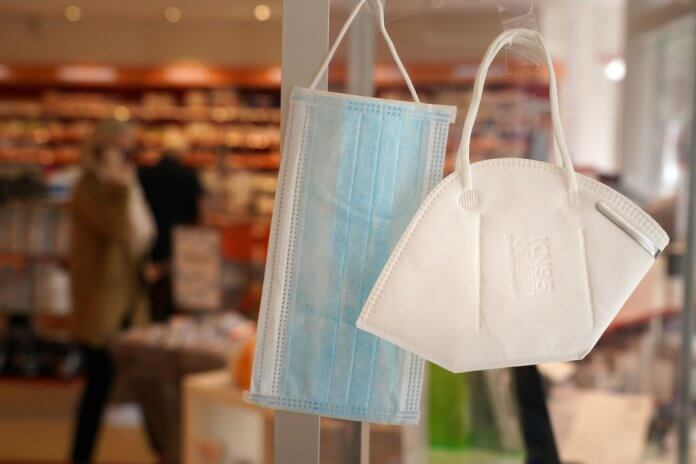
xmin=69 ymin=120 xmax=155 ymax=463
xmin=139 ymin=129 xmax=202 ymax=321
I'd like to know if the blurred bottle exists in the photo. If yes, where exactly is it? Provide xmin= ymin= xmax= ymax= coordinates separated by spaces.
xmin=428 ymin=362 xmax=472 ymax=448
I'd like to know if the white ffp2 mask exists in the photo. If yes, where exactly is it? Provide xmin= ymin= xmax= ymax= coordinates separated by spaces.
xmin=357 ymin=29 xmax=669 ymax=373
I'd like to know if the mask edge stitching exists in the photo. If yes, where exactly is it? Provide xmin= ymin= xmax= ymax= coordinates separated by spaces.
xmin=272 ymin=107 xmax=314 ymax=395
xmin=253 ymin=102 xmax=298 ymax=392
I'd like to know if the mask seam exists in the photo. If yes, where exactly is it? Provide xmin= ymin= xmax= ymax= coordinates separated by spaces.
xmin=410 ymin=357 xmax=424 ymax=413
xmin=324 ymin=114 xmax=364 ymax=404
xmin=405 ymin=117 xmax=428 ymax=413
xmin=353 ymin=112 xmax=384 ymax=411
xmin=416 ymin=121 xmax=446 ymax=410
xmin=373 ymin=116 xmax=410 ymax=415
xmin=246 ymin=392 xmax=420 ymax=420
xmin=292 ymin=94 xmax=453 ymax=122
xmin=406 ymin=119 xmax=447 ymax=413
xmin=272 ymin=108 xmax=314 ymax=396
xmin=429 ymin=121 xmax=447 ymax=192
xmin=293 ymin=87 xmax=456 ymax=121
xmin=254 ymin=103 xmax=297 ymax=391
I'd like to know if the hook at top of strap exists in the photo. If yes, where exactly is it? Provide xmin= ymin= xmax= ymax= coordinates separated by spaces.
xmin=309 ymin=0 xmax=420 ymax=103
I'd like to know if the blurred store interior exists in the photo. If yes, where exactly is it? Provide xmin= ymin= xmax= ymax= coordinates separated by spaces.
xmin=0 ymin=0 xmax=694 ymax=463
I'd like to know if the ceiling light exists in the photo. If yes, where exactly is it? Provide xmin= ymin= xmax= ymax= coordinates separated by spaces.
xmin=254 ymin=4 xmax=271 ymax=21
xmin=604 ymin=57 xmax=626 ymax=82
xmin=164 ymin=6 xmax=182 ymax=23
xmin=64 ymin=5 xmax=82 ymax=22
xmin=113 ymin=105 xmax=131 ymax=122
xmin=58 ymin=65 xmax=117 ymax=83
xmin=163 ymin=65 xmax=212 ymax=84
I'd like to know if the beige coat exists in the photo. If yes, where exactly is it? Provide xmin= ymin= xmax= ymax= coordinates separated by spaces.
xmin=69 ymin=172 xmax=149 ymax=347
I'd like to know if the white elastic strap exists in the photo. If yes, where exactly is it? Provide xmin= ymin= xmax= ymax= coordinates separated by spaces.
xmin=455 ymin=29 xmax=579 ymax=204
xmin=309 ymin=0 xmax=420 ymax=103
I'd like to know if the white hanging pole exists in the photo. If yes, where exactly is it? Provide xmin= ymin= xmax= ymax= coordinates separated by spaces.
xmin=677 ymin=8 xmax=696 ymax=462
xmin=348 ymin=0 xmax=375 ymax=98
xmin=280 ymin=0 xmax=330 ymax=126
xmin=275 ymin=0 xmax=329 ymax=461
xmin=346 ymin=1 xmax=375 ymax=463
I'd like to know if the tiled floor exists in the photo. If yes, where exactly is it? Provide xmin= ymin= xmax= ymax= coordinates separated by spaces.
xmin=0 ymin=379 xmax=157 ymax=463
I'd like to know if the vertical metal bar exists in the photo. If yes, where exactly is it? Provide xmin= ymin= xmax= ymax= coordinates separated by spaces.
xmin=347 ymin=0 xmax=375 ymax=98
xmin=346 ymin=2 xmax=374 ymax=463
xmin=275 ymin=0 xmax=329 ymax=462
xmin=345 ymin=422 xmax=371 ymax=464
xmin=360 ymin=422 xmax=371 ymax=463
xmin=280 ymin=0 xmax=330 ymax=127
xmin=274 ymin=411 xmax=321 ymax=463
xmin=677 ymin=12 xmax=696 ymax=464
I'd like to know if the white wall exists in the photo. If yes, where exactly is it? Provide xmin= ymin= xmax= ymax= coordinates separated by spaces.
xmin=540 ymin=0 xmax=626 ymax=173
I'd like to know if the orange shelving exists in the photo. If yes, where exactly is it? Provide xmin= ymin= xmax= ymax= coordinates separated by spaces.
xmin=0 ymin=59 xmax=554 ymax=89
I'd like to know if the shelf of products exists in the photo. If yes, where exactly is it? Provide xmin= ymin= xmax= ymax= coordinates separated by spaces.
xmin=0 ymin=61 xmax=556 ymax=317
xmin=0 ymin=81 xmax=282 ymax=324
xmin=0 ymin=90 xmax=282 ymax=170
xmin=0 ymin=198 xmax=70 ymax=316
xmin=0 ymin=61 xmax=552 ymax=89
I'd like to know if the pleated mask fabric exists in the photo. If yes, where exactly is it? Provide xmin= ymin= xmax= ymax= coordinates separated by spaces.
xmin=246 ymin=0 xmax=457 ymax=424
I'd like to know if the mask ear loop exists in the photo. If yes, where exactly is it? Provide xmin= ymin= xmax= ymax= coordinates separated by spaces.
xmin=309 ymin=0 xmax=420 ymax=103
xmin=455 ymin=28 xmax=580 ymax=210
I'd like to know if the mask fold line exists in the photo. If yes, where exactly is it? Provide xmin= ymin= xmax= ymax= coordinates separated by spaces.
xmin=350 ymin=111 xmax=387 ymax=410
xmin=324 ymin=113 xmax=364 ymax=404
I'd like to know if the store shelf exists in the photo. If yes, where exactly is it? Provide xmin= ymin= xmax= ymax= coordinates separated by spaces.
xmin=0 ymin=60 xmax=554 ymax=90
xmin=0 ymin=252 xmax=66 ymax=265
xmin=605 ymin=306 xmax=680 ymax=334
xmin=0 ymin=147 xmax=281 ymax=170
xmin=0 ymin=64 xmax=283 ymax=90
xmin=0 ymin=102 xmax=281 ymax=125
xmin=369 ymin=59 xmax=557 ymax=88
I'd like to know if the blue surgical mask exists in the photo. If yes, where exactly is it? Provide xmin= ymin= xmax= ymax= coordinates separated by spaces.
xmin=247 ymin=0 xmax=456 ymax=424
